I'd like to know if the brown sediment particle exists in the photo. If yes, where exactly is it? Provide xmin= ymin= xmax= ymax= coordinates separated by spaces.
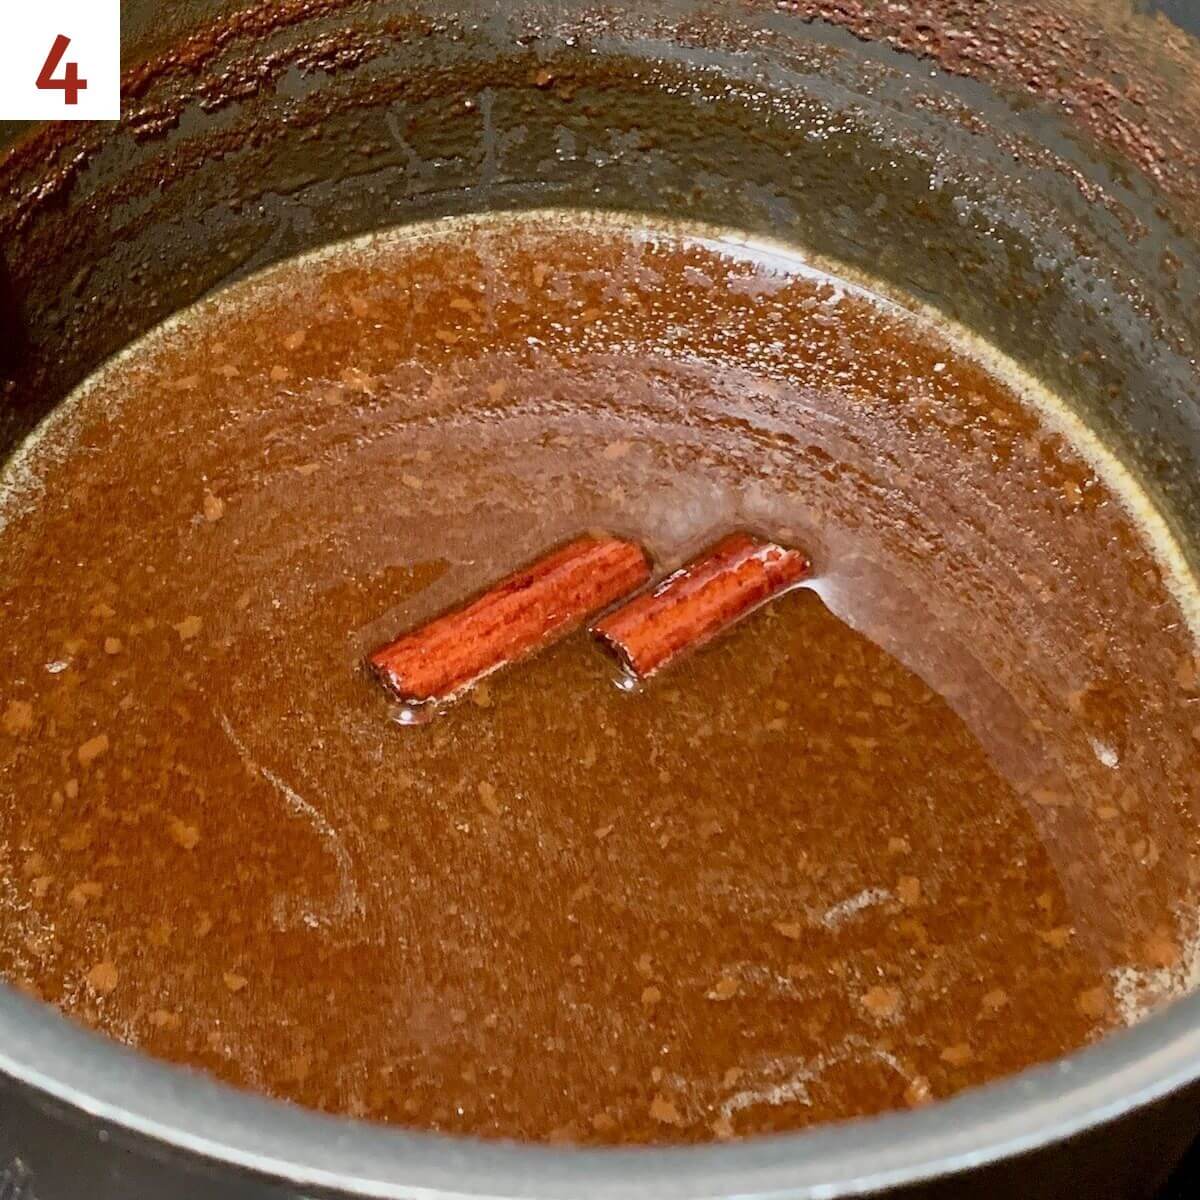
xmin=59 ymin=826 xmax=93 ymax=852
xmin=1031 ymin=787 xmax=1069 ymax=807
xmin=77 ymin=734 xmax=109 ymax=767
xmin=67 ymin=880 xmax=103 ymax=906
xmin=86 ymin=960 xmax=118 ymax=995
xmin=862 ymin=985 xmax=902 ymax=1019
xmin=2 ymin=700 xmax=34 ymax=736
xmin=202 ymin=492 xmax=226 ymax=522
xmin=1176 ymin=655 xmax=1200 ymax=691
xmin=707 ymin=977 xmax=740 ymax=1001
xmin=979 ymin=988 xmax=1008 ymax=1017
xmin=1144 ymin=932 xmax=1180 ymax=969
xmin=224 ymin=972 xmax=249 ymax=993
xmin=477 ymin=781 xmax=501 ymax=815
xmin=593 ymin=533 xmax=809 ymax=680
xmin=772 ymin=920 xmax=804 ymax=940
xmin=168 ymin=818 xmax=201 ymax=850
xmin=649 ymin=1095 xmax=684 ymax=1126
xmin=1037 ymin=926 xmax=1073 ymax=950
xmin=940 ymin=1043 xmax=974 ymax=1067
xmin=1077 ymin=986 xmax=1109 ymax=1019
xmin=174 ymin=615 xmax=203 ymax=640
xmin=370 ymin=536 xmax=650 ymax=706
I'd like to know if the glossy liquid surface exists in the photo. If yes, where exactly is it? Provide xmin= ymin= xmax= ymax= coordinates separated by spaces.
xmin=0 ymin=213 xmax=1197 ymax=1143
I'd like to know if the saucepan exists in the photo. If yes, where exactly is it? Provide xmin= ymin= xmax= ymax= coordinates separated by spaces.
xmin=1 ymin=1 xmax=1199 ymax=1196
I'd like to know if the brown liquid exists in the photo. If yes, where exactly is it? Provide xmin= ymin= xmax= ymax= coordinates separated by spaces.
xmin=0 ymin=212 xmax=1197 ymax=1144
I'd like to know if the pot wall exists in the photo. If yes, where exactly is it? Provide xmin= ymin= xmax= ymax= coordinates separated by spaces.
xmin=0 ymin=1061 xmax=1196 ymax=1199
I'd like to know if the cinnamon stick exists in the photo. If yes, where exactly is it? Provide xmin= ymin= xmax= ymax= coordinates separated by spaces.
xmin=592 ymin=533 xmax=809 ymax=680
xmin=369 ymin=536 xmax=650 ymax=706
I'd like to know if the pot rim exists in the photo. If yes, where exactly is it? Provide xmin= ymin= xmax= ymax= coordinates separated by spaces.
xmin=1 ymin=981 xmax=1198 ymax=1198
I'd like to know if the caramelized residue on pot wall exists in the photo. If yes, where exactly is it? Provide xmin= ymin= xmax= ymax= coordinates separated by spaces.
xmin=0 ymin=212 xmax=1197 ymax=1144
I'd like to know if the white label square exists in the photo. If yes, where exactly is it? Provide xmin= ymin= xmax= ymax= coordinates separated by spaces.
xmin=0 ymin=0 xmax=120 ymax=120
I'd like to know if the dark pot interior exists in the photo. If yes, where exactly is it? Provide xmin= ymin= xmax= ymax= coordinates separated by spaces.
xmin=1 ymin=2 xmax=1199 ymax=1197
